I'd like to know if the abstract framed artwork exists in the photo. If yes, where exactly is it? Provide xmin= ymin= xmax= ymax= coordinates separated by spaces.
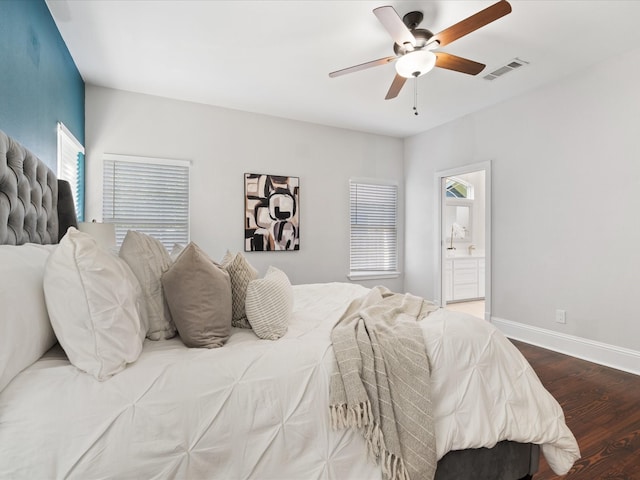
xmin=244 ymin=173 xmax=300 ymax=251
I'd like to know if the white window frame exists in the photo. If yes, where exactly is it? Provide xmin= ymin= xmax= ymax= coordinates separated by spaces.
xmin=102 ymin=154 xmax=190 ymax=249
xmin=56 ymin=122 xmax=85 ymax=221
xmin=348 ymin=179 xmax=400 ymax=281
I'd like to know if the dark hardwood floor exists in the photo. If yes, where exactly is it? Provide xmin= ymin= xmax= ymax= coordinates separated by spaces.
xmin=512 ymin=340 xmax=640 ymax=480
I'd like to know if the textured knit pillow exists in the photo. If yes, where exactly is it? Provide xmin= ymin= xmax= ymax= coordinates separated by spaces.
xmin=119 ymin=230 xmax=176 ymax=340
xmin=169 ymin=243 xmax=186 ymax=262
xmin=162 ymin=242 xmax=232 ymax=348
xmin=245 ymin=266 xmax=293 ymax=340
xmin=43 ymin=228 xmax=144 ymax=381
xmin=221 ymin=250 xmax=258 ymax=329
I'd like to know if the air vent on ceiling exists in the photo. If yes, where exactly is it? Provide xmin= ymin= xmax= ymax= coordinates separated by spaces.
xmin=483 ymin=58 xmax=529 ymax=81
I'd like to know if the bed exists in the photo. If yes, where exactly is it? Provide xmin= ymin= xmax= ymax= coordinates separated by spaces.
xmin=0 ymin=130 xmax=579 ymax=479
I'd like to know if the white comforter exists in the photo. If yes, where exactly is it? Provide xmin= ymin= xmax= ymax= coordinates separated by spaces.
xmin=0 ymin=283 xmax=579 ymax=479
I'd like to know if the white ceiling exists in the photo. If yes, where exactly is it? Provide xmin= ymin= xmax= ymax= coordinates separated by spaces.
xmin=46 ymin=0 xmax=640 ymax=138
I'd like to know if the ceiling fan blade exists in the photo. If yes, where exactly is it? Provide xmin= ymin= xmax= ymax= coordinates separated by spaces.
xmin=430 ymin=0 xmax=512 ymax=48
xmin=385 ymin=74 xmax=407 ymax=100
xmin=329 ymin=55 xmax=397 ymax=78
xmin=373 ymin=6 xmax=416 ymax=48
xmin=435 ymin=52 xmax=485 ymax=75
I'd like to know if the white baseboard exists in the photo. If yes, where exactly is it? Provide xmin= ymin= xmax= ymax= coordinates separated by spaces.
xmin=491 ymin=316 xmax=640 ymax=376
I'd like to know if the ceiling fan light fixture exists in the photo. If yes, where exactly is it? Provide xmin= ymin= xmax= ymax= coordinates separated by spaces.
xmin=395 ymin=50 xmax=436 ymax=78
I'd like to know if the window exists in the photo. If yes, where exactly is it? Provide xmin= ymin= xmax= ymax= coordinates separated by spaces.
xmin=445 ymin=176 xmax=474 ymax=199
xmin=103 ymin=154 xmax=190 ymax=249
xmin=57 ymin=122 xmax=85 ymax=221
xmin=349 ymin=180 xmax=399 ymax=279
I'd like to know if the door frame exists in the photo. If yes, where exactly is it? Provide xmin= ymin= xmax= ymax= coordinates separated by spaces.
xmin=434 ymin=161 xmax=492 ymax=321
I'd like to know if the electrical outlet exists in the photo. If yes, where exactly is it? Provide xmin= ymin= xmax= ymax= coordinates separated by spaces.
xmin=555 ymin=309 xmax=566 ymax=324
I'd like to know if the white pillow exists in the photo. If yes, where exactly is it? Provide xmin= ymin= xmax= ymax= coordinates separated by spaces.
xmin=245 ymin=266 xmax=293 ymax=340
xmin=119 ymin=230 xmax=176 ymax=340
xmin=0 ymin=244 xmax=57 ymax=392
xmin=43 ymin=228 xmax=144 ymax=381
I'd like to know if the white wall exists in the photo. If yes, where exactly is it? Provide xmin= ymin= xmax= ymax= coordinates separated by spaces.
xmin=405 ymin=46 xmax=640 ymax=356
xmin=85 ymin=85 xmax=404 ymax=290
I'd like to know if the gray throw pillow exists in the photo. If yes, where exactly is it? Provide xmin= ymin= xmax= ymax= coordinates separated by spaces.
xmin=162 ymin=242 xmax=232 ymax=348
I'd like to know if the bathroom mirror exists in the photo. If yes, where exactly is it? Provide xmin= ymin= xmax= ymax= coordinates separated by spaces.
xmin=445 ymin=201 xmax=472 ymax=243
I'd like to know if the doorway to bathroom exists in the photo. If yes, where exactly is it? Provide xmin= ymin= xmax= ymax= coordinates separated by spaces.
xmin=435 ymin=162 xmax=491 ymax=321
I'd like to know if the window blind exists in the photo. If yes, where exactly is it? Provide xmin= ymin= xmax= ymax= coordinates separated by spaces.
xmin=349 ymin=181 xmax=398 ymax=274
xmin=103 ymin=155 xmax=190 ymax=249
xmin=57 ymin=122 xmax=85 ymax=221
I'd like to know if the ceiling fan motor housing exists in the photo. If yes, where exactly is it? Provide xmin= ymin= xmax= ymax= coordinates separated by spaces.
xmin=402 ymin=11 xmax=423 ymax=30
xmin=393 ymin=28 xmax=434 ymax=56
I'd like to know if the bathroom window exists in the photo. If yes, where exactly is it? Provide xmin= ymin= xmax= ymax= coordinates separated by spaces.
xmin=446 ymin=177 xmax=474 ymax=199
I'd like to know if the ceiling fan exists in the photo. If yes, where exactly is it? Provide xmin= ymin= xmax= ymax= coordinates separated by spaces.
xmin=329 ymin=0 xmax=512 ymax=100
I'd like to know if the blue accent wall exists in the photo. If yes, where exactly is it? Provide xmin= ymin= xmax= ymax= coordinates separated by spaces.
xmin=0 ymin=0 xmax=84 ymax=171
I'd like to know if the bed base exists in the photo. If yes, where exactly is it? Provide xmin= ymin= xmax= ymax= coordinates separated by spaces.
xmin=436 ymin=440 xmax=539 ymax=480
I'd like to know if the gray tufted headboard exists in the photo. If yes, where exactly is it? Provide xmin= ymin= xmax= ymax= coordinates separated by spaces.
xmin=0 ymin=130 xmax=77 ymax=245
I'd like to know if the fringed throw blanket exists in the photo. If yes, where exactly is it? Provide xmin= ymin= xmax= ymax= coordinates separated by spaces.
xmin=330 ymin=286 xmax=439 ymax=480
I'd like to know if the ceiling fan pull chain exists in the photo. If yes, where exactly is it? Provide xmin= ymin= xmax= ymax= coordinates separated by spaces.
xmin=413 ymin=75 xmax=419 ymax=116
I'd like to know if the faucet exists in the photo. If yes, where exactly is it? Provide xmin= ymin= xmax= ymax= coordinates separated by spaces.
xmin=468 ymin=244 xmax=476 ymax=255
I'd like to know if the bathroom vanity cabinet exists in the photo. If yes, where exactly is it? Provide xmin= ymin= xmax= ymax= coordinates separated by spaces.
xmin=444 ymin=256 xmax=485 ymax=302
